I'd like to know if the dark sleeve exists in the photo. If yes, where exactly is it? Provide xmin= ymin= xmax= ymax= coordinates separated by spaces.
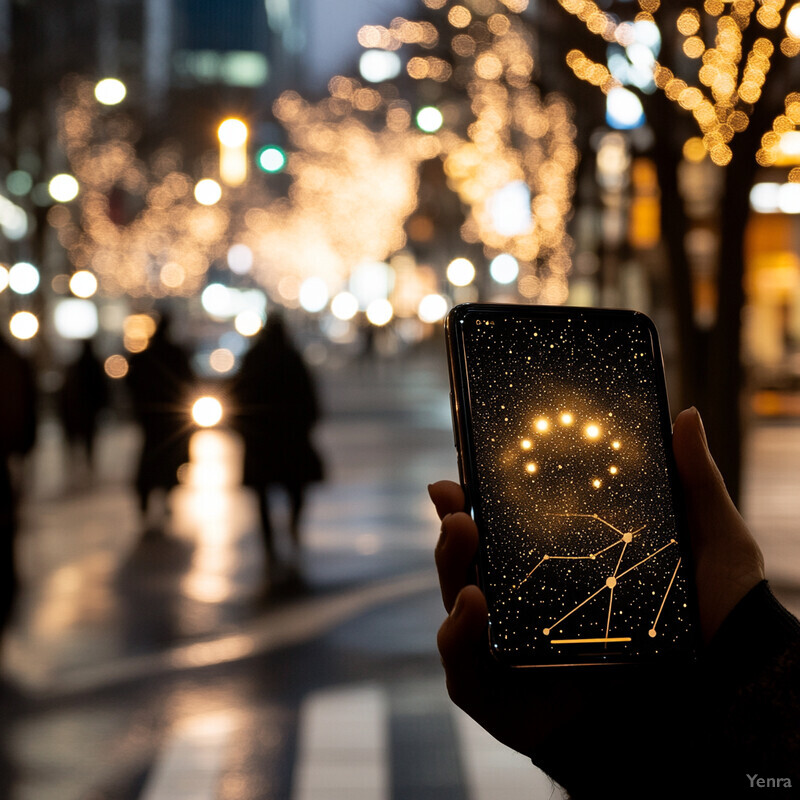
xmin=532 ymin=581 xmax=800 ymax=798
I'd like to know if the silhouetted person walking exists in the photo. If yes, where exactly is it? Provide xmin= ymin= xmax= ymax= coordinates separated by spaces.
xmin=58 ymin=338 xmax=108 ymax=480
xmin=0 ymin=335 xmax=37 ymax=645
xmin=126 ymin=314 xmax=194 ymax=535
xmin=233 ymin=314 xmax=323 ymax=586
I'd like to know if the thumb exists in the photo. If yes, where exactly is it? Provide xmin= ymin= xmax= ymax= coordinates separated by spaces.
xmin=672 ymin=408 xmax=764 ymax=641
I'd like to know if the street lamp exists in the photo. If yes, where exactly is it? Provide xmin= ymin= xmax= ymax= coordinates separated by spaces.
xmin=218 ymin=118 xmax=248 ymax=186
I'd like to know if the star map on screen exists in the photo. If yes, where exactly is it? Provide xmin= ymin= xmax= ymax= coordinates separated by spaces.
xmin=451 ymin=306 xmax=698 ymax=666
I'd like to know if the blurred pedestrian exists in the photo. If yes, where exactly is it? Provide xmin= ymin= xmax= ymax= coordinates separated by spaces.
xmin=0 ymin=335 xmax=37 ymax=645
xmin=126 ymin=313 xmax=194 ymax=536
xmin=58 ymin=338 xmax=108 ymax=481
xmin=233 ymin=314 xmax=323 ymax=587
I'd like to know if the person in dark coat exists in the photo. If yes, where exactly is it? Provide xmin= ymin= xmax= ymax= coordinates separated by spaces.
xmin=58 ymin=338 xmax=108 ymax=477
xmin=0 ymin=335 xmax=37 ymax=644
xmin=233 ymin=313 xmax=323 ymax=582
xmin=125 ymin=313 xmax=194 ymax=533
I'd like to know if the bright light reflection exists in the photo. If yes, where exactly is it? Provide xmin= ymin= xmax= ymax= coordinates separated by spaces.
xmin=192 ymin=397 xmax=223 ymax=427
xmin=69 ymin=270 xmax=98 ymax=298
xmin=10 ymin=311 xmax=38 ymax=340
xmin=94 ymin=78 xmax=126 ymax=105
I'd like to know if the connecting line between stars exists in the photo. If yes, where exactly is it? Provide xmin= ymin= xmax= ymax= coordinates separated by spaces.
xmin=543 ymin=540 xmax=678 ymax=640
xmin=514 ymin=514 xmax=646 ymax=590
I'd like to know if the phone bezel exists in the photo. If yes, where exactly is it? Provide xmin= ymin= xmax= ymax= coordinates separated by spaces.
xmin=445 ymin=302 xmax=701 ymax=668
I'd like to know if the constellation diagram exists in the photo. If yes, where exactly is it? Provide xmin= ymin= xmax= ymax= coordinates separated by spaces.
xmin=514 ymin=513 xmax=682 ymax=644
xmin=461 ymin=310 xmax=696 ymax=663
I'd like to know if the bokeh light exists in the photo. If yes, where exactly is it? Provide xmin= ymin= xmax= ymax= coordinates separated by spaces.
xmin=194 ymin=178 xmax=222 ymax=205
xmin=257 ymin=145 xmax=287 ymax=173
xmin=209 ymin=348 xmax=236 ymax=373
xmin=94 ymin=78 xmax=127 ymax=105
xmin=446 ymin=257 xmax=476 ymax=287
xmin=299 ymin=277 xmax=329 ymax=313
xmin=234 ymin=309 xmax=263 ymax=336
xmin=418 ymin=293 xmax=449 ymax=323
xmin=331 ymin=291 xmax=359 ymax=321
xmin=48 ymin=174 xmax=80 ymax=202
xmin=366 ymin=298 xmax=394 ymax=326
xmin=69 ymin=270 xmax=98 ymax=298
xmin=192 ymin=396 xmax=224 ymax=427
xmin=9 ymin=262 xmax=39 ymax=294
xmin=227 ymin=244 xmax=253 ymax=275
xmin=217 ymin=118 xmax=248 ymax=148
xmin=416 ymin=106 xmax=444 ymax=133
xmin=104 ymin=354 xmax=129 ymax=379
xmin=489 ymin=254 xmax=520 ymax=284
xmin=54 ymin=298 xmax=99 ymax=339
xmin=9 ymin=311 xmax=38 ymax=340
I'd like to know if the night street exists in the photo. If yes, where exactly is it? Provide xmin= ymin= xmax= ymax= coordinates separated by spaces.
xmin=1 ymin=349 xmax=798 ymax=800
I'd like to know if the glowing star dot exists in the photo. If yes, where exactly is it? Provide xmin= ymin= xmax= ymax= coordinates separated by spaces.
xmin=526 ymin=462 xmax=537 ymax=474
xmin=585 ymin=424 xmax=601 ymax=439
xmin=521 ymin=439 xmax=532 ymax=450
xmin=609 ymin=466 xmax=619 ymax=475
xmin=592 ymin=478 xmax=602 ymax=488
xmin=534 ymin=418 xmax=549 ymax=432
xmin=649 ymin=629 xmax=657 ymax=638
xmin=612 ymin=440 xmax=621 ymax=450
xmin=559 ymin=412 xmax=574 ymax=425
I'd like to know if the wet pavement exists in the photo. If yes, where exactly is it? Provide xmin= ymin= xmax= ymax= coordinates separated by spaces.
xmin=1 ymin=344 xmax=799 ymax=800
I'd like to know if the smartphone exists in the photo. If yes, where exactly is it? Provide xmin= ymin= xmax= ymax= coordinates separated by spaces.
xmin=446 ymin=303 xmax=700 ymax=667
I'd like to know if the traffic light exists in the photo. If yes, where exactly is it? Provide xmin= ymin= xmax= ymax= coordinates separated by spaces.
xmin=256 ymin=145 xmax=287 ymax=173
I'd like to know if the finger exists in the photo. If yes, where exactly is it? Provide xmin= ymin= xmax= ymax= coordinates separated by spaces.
xmin=435 ymin=511 xmax=479 ymax=612
xmin=428 ymin=480 xmax=465 ymax=520
xmin=672 ymin=407 xmax=764 ymax=640
xmin=437 ymin=585 xmax=490 ymax=713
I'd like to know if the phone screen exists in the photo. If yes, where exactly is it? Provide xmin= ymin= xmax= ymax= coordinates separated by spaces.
xmin=449 ymin=305 xmax=698 ymax=667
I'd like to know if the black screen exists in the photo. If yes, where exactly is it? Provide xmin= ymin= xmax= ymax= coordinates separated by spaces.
xmin=452 ymin=306 xmax=697 ymax=666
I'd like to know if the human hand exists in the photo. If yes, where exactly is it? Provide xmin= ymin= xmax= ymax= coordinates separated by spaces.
xmin=431 ymin=406 xmax=764 ymax=760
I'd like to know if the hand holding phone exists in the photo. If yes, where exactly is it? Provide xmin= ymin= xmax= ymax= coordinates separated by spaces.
xmin=445 ymin=303 xmax=700 ymax=667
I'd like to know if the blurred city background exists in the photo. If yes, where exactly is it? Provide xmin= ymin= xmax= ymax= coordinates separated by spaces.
xmin=1 ymin=0 xmax=799 ymax=798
